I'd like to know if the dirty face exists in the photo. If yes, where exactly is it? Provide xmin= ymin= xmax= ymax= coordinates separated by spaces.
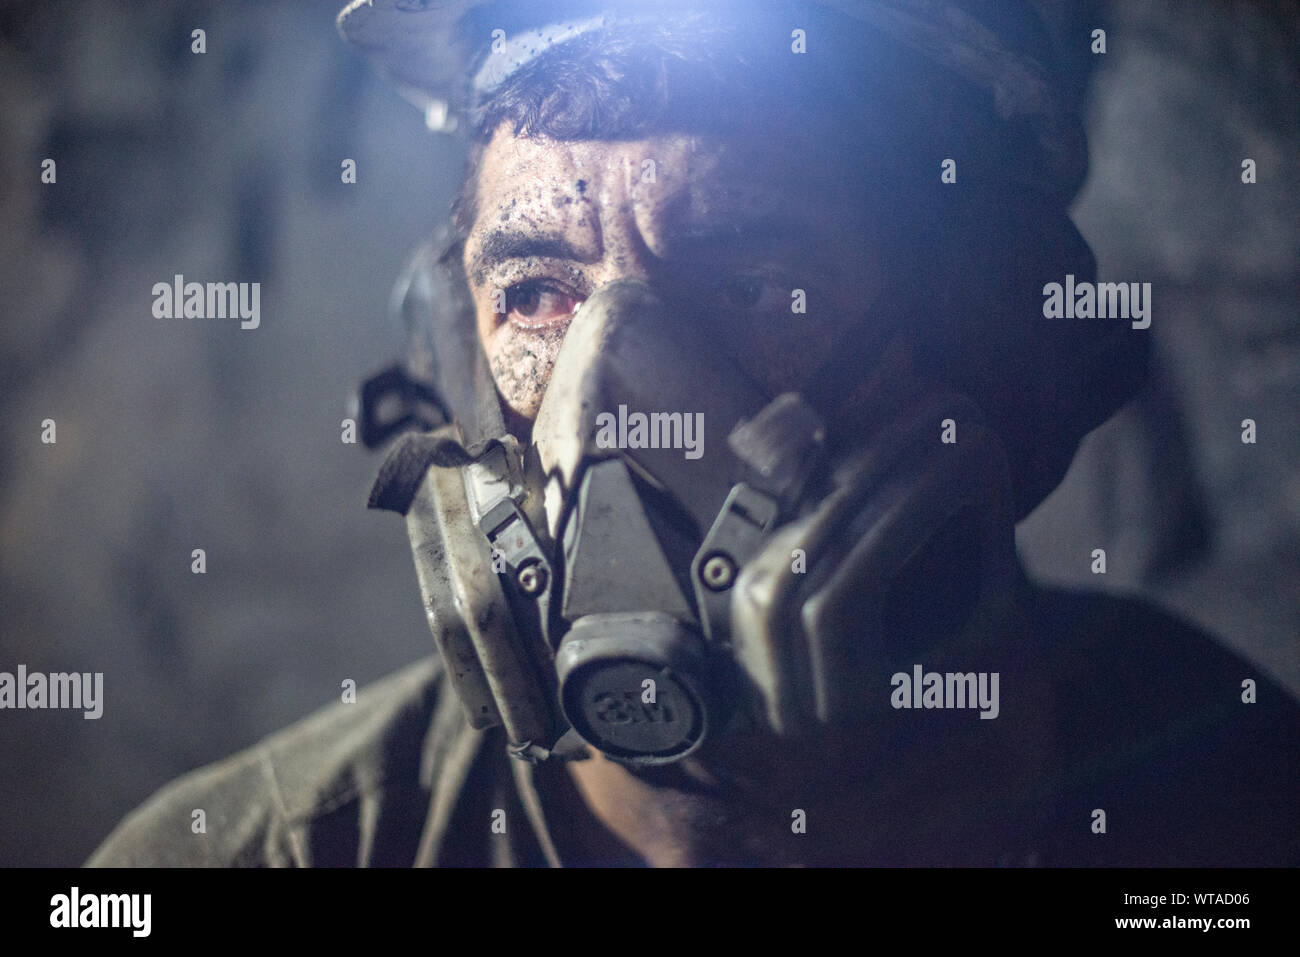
xmin=461 ymin=121 xmax=897 ymax=866
xmin=462 ymin=121 xmax=884 ymax=427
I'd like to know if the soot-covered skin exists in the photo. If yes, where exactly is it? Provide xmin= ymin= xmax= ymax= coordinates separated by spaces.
xmin=462 ymin=122 xmax=884 ymax=424
xmin=459 ymin=120 xmax=943 ymax=866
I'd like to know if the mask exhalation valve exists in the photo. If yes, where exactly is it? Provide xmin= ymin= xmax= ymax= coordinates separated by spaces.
xmin=555 ymin=612 xmax=709 ymax=764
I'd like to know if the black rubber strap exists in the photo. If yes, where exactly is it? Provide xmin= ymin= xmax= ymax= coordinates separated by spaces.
xmin=367 ymin=430 xmax=475 ymax=515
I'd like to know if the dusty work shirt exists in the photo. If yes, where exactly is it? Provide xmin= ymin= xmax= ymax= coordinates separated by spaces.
xmin=87 ymin=587 xmax=1300 ymax=867
xmin=84 ymin=655 xmax=607 ymax=867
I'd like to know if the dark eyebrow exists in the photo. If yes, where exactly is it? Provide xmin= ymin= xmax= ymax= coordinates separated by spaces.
xmin=468 ymin=230 xmax=597 ymax=279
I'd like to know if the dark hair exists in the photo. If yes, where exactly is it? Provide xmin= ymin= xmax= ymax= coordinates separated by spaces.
xmin=449 ymin=8 xmax=966 ymax=242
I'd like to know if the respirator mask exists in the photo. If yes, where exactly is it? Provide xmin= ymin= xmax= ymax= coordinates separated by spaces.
xmin=366 ymin=238 xmax=1021 ymax=767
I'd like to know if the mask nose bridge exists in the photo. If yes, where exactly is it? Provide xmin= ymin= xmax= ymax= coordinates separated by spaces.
xmin=531 ymin=278 xmax=769 ymax=534
xmin=585 ymin=146 xmax=698 ymax=293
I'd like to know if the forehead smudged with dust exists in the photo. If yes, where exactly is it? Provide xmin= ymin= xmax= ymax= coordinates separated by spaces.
xmin=459 ymin=121 xmax=884 ymax=427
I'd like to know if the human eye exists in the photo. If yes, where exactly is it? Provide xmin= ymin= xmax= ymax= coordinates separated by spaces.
xmin=500 ymin=278 xmax=584 ymax=329
xmin=712 ymin=270 xmax=790 ymax=314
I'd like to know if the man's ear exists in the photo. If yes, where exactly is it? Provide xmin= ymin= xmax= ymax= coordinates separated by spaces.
xmin=350 ymin=237 xmax=460 ymax=450
xmin=422 ymin=230 xmax=508 ymax=448
xmin=448 ymin=140 xmax=486 ymax=248
xmin=436 ymin=236 xmax=464 ymax=269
